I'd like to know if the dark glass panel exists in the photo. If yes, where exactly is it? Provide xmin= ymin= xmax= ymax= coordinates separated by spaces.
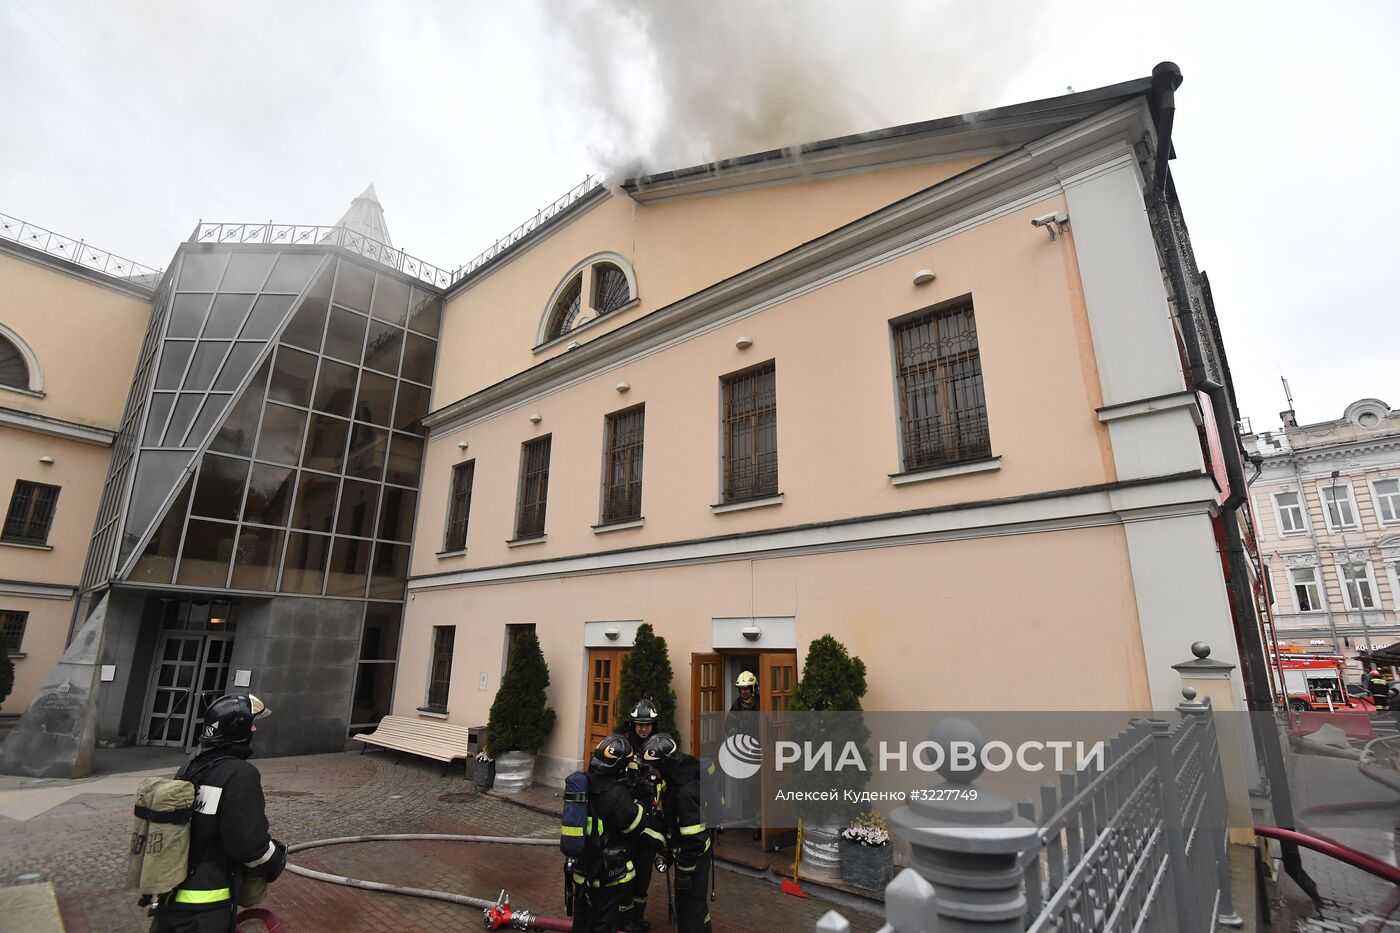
xmin=254 ymin=403 xmax=307 ymax=465
xmin=201 ymin=294 xmax=256 ymax=339
xmin=280 ymin=531 xmax=330 ymax=595
xmin=267 ymin=346 xmax=317 ymax=408
xmin=332 ymin=261 xmax=375 ymax=312
xmin=213 ymin=344 xmax=262 ymax=391
xmin=362 ymin=317 xmax=403 ymax=375
xmin=368 ymin=542 xmax=408 ymax=599
xmin=168 ymin=294 xmax=214 ymax=338
xmin=337 ymin=479 xmax=379 ymax=538
xmin=326 ymin=536 xmax=370 ymax=597
xmin=290 ymin=472 xmax=337 ymax=533
xmin=176 ymin=519 xmax=237 ymax=587
xmin=350 ymin=661 xmax=396 ymax=726
xmin=154 ymin=341 xmax=195 ymax=390
xmin=407 ymin=288 xmax=442 ymax=337
xmin=240 ymin=294 xmax=296 ymax=341
xmin=231 ymin=526 xmax=284 ymax=592
xmin=128 ymin=479 xmax=190 ymax=584
xmin=370 ymin=276 xmax=410 ymax=325
xmin=355 ymin=371 xmax=395 ymax=426
xmin=191 ymin=454 xmax=250 ymax=521
xmin=324 ymin=306 xmax=368 ymax=363
xmin=345 ymin=423 xmax=388 ymax=481
xmin=184 ymin=342 xmax=230 ymax=391
xmin=243 ymin=463 xmax=294 ymax=526
xmin=264 ymin=252 xmax=322 ymax=294
xmin=177 ymin=252 xmax=228 ymax=291
xmin=400 ymin=333 xmax=437 ymax=384
xmin=219 ymin=252 xmax=276 ymax=292
xmin=360 ymin=603 xmax=402 ymax=660
xmin=143 ymin=393 xmax=176 ymax=445
xmin=124 ymin=450 xmax=194 ymax=563
xmin=393 ymin=382 xmax=431 ymax=433
xmin=209 ymin=358 xmax=270 ymax=457
xmin=377 ymin=486 xmax=416 ymax=542
xmin=303 ymin=414 xmax=349 ymax=472
xmin=185 ymin=395 xmax=230 ymax=449
xmin=163 ymin=394 xmax=203 ymax=446
xmin=281 ymin=266 xmax=332 ymax=351
xmin=313 ymin=358 xmax=358 ymax=417
xmin=385 ymin=433 xmax=424 ymax=486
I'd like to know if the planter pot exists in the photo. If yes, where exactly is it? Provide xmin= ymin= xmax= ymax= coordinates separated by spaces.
xmin=472 ymin=756 xmax=496 ymax=790
xmin=799 ymin=820 xmax=843 ymax=882
xmin=492 ymin=751 xmax=536 ymax=794
xmin=839 ymin=838 xmax=894 ymax=889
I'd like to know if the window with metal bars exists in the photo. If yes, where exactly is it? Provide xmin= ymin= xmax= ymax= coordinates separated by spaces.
xmin=2 ymin=610 xmax=27 ymax=652
xmin=425 ymin=625 xmax=455 ymax=711
xmin=2 ymin=481 xmax=60 ymax=545
xmin=444 ymin=460 xmax=475 ymax=551
xmin=721 ymin=362 xmax=778 ymax=502
xmin=514 ymin=435 xmax=552 ymax=539
xmin=893 ymin=302 xmax=990 ymax=471
xmin=591 ymin=263 xmax=631 ymax=316
xmin=545 ymin=275 xmax=583 ymax=340
xmin=601 ymin=405 xmax=644 ymax=524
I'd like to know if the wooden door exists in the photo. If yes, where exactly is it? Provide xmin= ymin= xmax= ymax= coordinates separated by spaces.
xmin=691 ymin=653 xmax=723 ymax=759
xmin=759 ymin=651 xmax=798 ymax=851
xmin=585 ymin=648 xmax=627 ymax=757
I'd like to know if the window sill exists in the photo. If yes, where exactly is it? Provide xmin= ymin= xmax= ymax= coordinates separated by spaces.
xmin=507 ymin=535 xmax=547 ymax=548
xmin=592 ymin=517 xmax=644 ymax=534
xmin=417 ymin=707 xmax=449 ymax=719
xmin=889 ymin=456 xmax=1001 ymax=487
xmin=0 ymin=385 xmax=45 ymax=400
xmin=436 ymin=547 xmax=467 ymax=558
xmin=0 ymin=539 xmax=54 ymax=551
xmin=531 ymin=298 xmax=640 ymax=355
xmin=711 ymin=494 xmax=783 ymax=515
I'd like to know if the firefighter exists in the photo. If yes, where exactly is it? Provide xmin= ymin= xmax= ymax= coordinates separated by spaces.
xmin=619 ymin=699 xmax=661 ymax=931
xmin=573 ymin=735 xmax=667 ymax=933
xmin=1370 ymin=668 xmax=1391 ymax=708
xmin=724 ymin=671 xmax=761 ymax=830
xmin=643 ymin=734 xmax=714 ymax=933
xmin=151 ymin=694 xmax=287 ymax=933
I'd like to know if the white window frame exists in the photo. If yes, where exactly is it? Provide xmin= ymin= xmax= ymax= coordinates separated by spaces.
xmin=1386 ymin=560 xmax=1400 ymax=611
xmin=1271 ymin=489 xmax=1309 ymax=536
xmin=1368 ymin=477 xmax=1400 ymax=527
xmin=1317 ymin=480 xmax=1360 ymax=532
xmin=1287 ymin=565 xmax=1325 ymax=613
xmin=1337 ymin=558 xmax=1380 ymax=611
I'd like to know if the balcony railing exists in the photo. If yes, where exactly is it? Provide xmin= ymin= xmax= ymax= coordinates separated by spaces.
xmin=0 ymin=212 xmax=161 ymax=285
xmin=190 ymin=222 xmax=455 ymax=290
xmin=450 ymin=175 xmax=601 ymax=283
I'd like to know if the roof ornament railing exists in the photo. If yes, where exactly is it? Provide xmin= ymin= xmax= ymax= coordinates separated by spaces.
xmin=0 ymin=211 xmax=162 ymax=285
xmin=451 ymin=174 xmax=601 ymax=284
xmin=188 ymin=221 xmax=455 ymax=290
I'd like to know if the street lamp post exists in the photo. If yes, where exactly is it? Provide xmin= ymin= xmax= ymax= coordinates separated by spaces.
xmin=1330 ymin=470 xmax=1376 ymax=678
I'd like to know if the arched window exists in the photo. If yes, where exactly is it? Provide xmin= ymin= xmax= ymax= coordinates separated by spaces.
xmin=537 ymin=252 xmax=639 ymax=348
xmin=591 ymin=262 xmax=630 ymax=316
xmin=545 ymin=273 xmax=584 ymax=341
xmin=0 ymin=325 xmax=41 ymax=394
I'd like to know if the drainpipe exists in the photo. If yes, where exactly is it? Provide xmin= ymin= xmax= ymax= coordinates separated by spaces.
xmin=1147 ymin=61 xmax=1317 ymax=899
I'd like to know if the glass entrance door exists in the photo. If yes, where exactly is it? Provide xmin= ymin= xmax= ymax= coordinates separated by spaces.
xmin=142 ymin=632 xmax=236 ymax=748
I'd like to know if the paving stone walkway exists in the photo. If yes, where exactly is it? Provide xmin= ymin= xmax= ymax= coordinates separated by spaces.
xmin=0 ymin=751 xmax=882 ymax=932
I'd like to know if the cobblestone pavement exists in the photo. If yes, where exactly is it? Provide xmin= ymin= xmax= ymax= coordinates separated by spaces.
xmin=0 ymin=751 xmax=882 ymax=933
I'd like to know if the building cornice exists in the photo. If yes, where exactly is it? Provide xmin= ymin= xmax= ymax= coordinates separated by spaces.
xmin=0 ymin=406 xmax=115 ymax=446
xmin=0 ymin=237 xmax=156 ymax=301
xmin=0 ymin=579 xmax=77 ymax=600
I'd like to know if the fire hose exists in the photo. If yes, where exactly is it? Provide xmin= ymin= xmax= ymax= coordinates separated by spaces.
xmin=282 ymin=833 xmax=574 ymax=931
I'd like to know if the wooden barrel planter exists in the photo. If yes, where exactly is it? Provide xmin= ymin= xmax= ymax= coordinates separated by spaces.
xmin=492 ymin=751 xmax=536 ymax=794
xmin=839 ymin=839 xmax=894 ymax=889
xmin=799 ymin=821 xmax=843 ymax=882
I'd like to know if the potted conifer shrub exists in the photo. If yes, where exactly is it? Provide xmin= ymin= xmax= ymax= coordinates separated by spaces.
xmin=613 ymin=623 xmax=680 ymax=746
xmin=485 ymin=631 xmax=556 ymax=793
xmin=783 ymin=635 xmax=870 ymax=882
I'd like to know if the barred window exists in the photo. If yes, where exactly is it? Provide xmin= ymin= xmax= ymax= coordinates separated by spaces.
xmin=602 ymin=405 xmax=644 ymax=524
xmin=514 ymin=435 xmax=552 ymax=539
xmin=545 ymin=275 xmax=583 ymax=341
xmin=894 ymin=302 xmax=990 ymax=470
xmin=444 ymin=460 xmax=475 ymax=551
xmin=2 ymin=610 xmax=28 ymax=652
xmin=721 ymin=362 xmax=778 ymax=502
xmin=3 ymin=481 xmax=61 ymax=546
xmin=425 ymin=625 xmax=455 ymax=711
xmin=592 ymin=263 xmax=631 ymax=316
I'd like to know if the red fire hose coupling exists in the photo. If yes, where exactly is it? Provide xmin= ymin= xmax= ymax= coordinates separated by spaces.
xmin=483 ymin=890 xmax=536 ymax=930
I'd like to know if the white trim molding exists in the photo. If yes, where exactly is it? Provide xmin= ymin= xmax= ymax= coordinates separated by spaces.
xmin=0 ymin=579 xmax=77 ymax=600
xmin=1271 ymin=488 xmax=1310 ymax=537
xmin=0 ymin=405 xmax=115 ymax=446
xmin=890 ymin=457 xmax=1001 ymax=486
xmin=711 ymin=494 xmax=784 ymax=515
xmin=1095 ymin=390 xmax=1201 ymax=425
xmin=1368 ymin=476 xmax=1400 ymax=528
xmin=0 ymin=322 xmax=43 ymax=394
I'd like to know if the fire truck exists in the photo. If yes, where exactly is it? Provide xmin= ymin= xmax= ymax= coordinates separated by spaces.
xmin=1274 ymin=655 xmax=1375 ymax=712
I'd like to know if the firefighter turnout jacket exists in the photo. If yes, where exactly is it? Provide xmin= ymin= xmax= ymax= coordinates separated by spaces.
xmin=573 ymin=771 xmax=667 ymax=888
xmin=659 ymin=755 xmax=712 ymax=871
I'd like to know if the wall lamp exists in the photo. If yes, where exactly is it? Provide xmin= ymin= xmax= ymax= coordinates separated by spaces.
xmin=604 ymin=627 xmax=620 ymax=641
xmin=912 ymin=269 xmax=936 ymax=286
xmin=741 ymin=625 xmax=762 ymax=642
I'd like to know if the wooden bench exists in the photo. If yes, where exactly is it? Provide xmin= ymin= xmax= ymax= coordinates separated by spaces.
xmin=352 ymin=716 xmax=481 ymax=776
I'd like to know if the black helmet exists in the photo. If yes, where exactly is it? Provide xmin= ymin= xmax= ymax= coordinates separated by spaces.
xmin=642 ymin=733 xmax=682 ymax=772
xmin=590 ymin=734 xmax=634 ymax=774
xmin=199 ymin=693 xmax=270 ymax=748
xmin=628 ymin=698 xmax=659 ymax=725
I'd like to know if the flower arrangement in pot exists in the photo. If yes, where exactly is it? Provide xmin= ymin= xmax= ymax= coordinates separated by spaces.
xmin=839 ymin=810 xmax=894 ymax=889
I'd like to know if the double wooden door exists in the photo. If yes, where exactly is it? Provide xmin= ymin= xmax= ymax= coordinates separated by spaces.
xmin=585 ymin=647 xmax=629 ymax=756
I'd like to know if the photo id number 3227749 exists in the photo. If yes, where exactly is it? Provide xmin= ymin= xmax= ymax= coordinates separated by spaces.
xmin=909 ymin=788 xmax=979 ymax=802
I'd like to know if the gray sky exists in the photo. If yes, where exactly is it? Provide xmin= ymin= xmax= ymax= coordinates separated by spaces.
xmin=2 ymin=1 xmax=1395 ymax=431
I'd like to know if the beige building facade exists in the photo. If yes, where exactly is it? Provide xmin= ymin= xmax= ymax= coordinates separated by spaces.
xmin=0 ymin=232 xmax=155 ymax=714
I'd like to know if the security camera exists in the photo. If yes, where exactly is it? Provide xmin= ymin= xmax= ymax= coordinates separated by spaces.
xmin=1030 ymin=212 xmax=1069 ymax=240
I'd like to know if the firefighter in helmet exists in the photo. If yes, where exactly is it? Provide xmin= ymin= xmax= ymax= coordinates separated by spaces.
xmin=151 ymin=693 xmax=287 ymax=933
xmin=573 ymin=735 xmax=667 ymax=933
xmin=643 ymin=734 xmax=714 ymax=933
xmin=619 ymin=699 xmax=661 ymax=931
xmin=724 ymin=671 xmax=761 ymax=829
